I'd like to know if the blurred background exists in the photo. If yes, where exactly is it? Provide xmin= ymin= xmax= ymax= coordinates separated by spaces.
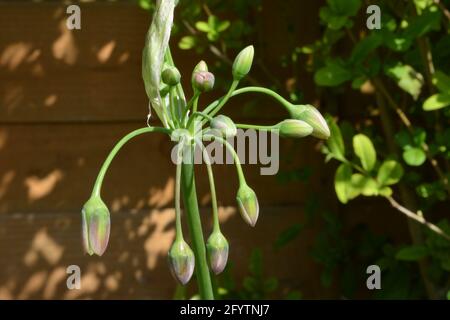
xmin=0 ymin=0 xmax=449 ymax=299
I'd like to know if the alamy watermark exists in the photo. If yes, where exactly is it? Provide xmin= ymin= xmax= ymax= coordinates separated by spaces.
xmin=66 ymin=265 xmax=81 ymax=290
xmin=169 ymin=121 xmax=280 ymax=176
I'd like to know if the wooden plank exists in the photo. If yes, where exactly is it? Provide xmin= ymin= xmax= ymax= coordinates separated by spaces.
xmin=0 ymin=206 xmax=325 ymax=299
xmin=0 ymin=3 xmax=288 ymax=123
xmin=0 ymin=123 xmax=324 ymax=214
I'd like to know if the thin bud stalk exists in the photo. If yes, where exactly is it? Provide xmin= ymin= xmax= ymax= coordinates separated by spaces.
xmin=196 ymin=140 xmax=220 ymax=232
xmin=205 ymin=80 xmax=239 ymax=120
xmin=175 ymin=141 xmax=184 ymax=241
xmin=235 ymin=123 xmax=275 ymax=131
xmin=92 ymin=127 xmax=171 ymax=197
xmin=203 ymin=134 xmax=246 ymax=186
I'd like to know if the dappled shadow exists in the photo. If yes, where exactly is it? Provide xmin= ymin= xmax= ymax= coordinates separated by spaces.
xmin=0 ymin=1 xmax=414 ymax=300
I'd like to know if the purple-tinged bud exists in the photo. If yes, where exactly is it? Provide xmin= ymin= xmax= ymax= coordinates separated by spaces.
xmin=236 ymin=184 xmax=259 ymax=227
xmin=81 ymin=196 xmax=111 ymax=256
xmin=192 ymin=71 xmax=215 ymax=92
xmin=210 ymin=115 xmax=237 ymax=138
xmin=161 ymin=67 xmax=181 ymax=86
xmin=276 ymin=119 xmax=313 ymax=138
xmin=289 ymin=104 xmax=330 ymax=139
xmin=168 ymin=239 xmax=195 ymax=285
xmin=232 ymin=45 xmax=254 ymax=80
xmin=206 ymin=231 xmax=229 ymax=274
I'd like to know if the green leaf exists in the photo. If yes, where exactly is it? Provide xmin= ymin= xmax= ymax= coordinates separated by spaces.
xmin=335 ymin=163 xmax=352 ymax=204
xmin=403 ymin=7 xmax=441 ymax=40
xmin=264 ymin=278 xmax=278 ymax=293
xmin=274 ymin=224 xmax=303 ymax=249
xmin=319 ymin=7 xmax=349 ymax=30
xmin=139 ymin=0 xmax=154 ymax=10
xmin=423 ymin=93 xmax=450 ymax=111
xmin=353 ymin=134 xmax=376 ymax=171
xmin=195 ymin=21 xmax=210 ymax=32
xmin=217 ymin=20 xmax=231 ymax=32
xmin=385 ymin=63 xmax=424 ymax=100
xmin=326 ymin=116 xmax=346 ymax=161
xmin=330 ymin=0 xmax=361 ymax=15
xmin=178 ymin=36 xmax=196 ymax=50
xmin=314 ymin=61 xmax=352 ymax=86
xmin=413 ymin=0 xmax=433 ymax=12
xmin=377 ymin=160 xmax=404 ymax=186
xmin=432 ymin=71 xmax=450 ymax=93
xmin=350 ymin=33 xmax=383 ymax=65
xmin=395 ymin=245 xmax=428 ymax=261
xmin=351 ymin=174 xmax=378 ymax=196
xmin=379 ymin=186 xmax=393 ymax=197
xmin=403 ymin=147 xmax=426 ymax=166
xmin=351 ymin=75 xmax=368 ymax=89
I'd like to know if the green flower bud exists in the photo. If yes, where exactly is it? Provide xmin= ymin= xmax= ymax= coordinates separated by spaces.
xmin=289 ymin=104 xmax=330 ymax=139
xmin=206 ymin=231 xmax=229 ymax=275
xmin=232 ymin=45 xmax=254 ymax=80
xmin=193 ymin=60 xmax=209 ymax=73
xmin=192 ymin=71 xmax=215 ymax=92
xmin=210 ymin=115 xmax=237 ymax=138
xmin=81 ymin=196 xmax=111 ymax=256
xmin=276 ymin=119 xmax=313 ymax=138
xmin=168 ymin=239 xmax=195 ymax=285
xmin=161 ymin=67 xmax=181 ymax=86
xmin=236 ymin=184 xmax=259 ymax=227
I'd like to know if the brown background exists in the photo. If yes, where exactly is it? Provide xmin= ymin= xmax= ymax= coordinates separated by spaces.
xmin=0 ymin=1 xmax=410 ymax=299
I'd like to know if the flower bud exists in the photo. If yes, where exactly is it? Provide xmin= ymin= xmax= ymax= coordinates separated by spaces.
xmin=289 ymin=104 xmax=330 ymax=139
xmin=206 ymin=231 xmax=229 ymax=275
xmin=210 ymin=115 xmax=237 ymax=138
xmin=236 ymin=184 xmax=259 ymax=227
xmin=276 ymin=119 xmax=313 ymax=138
xmin=232 ymin=45 xmax=254 ymax=80
xmin=168 ymin=239 xmax=195 ymax=285
xmin=81 ymin=196 xmax=111 ymax=256
xmin=193 ymin=60 xmax=209 ymax=73
xmin=192 ymin=71 xmax=215 ymax=92
xmin=161 ymin=67 xmax=181 ymax=86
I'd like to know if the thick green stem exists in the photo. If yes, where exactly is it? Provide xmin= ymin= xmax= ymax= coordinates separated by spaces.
xmin=181 ymin=156 xmax=214 ymax=300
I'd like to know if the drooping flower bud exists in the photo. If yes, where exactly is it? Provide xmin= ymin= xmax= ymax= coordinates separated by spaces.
xmin=276 ymin=119 xmax=313 ymax=138
xmin=232 ymin=45 xmax=254 ymax=80
xmin=161 ymin=66 xmax=181 ymax=86
xmin=168 ymin=239 xmax=195 ymax=285
xmin=81 ymin=196 xmax=111 ymax=256
xmin=236 ymin=184 xmax=259 ymax=227
xmin=289 ymin=104 xmax=330 ymax=139
xmin=210 ymin=115 xmax=237 ymax=138
xmin=192 ymin=71 xmax=215 ymax=92
xmin=206 ymin=231 xmax=229 ymax=275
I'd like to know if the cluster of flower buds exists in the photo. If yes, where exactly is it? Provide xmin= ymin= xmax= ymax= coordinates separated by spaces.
xmin=85 ymin=22 xmax=330 ymax=295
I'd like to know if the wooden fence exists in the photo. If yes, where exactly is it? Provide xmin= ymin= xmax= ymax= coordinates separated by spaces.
xmin=0 ymin=1 xmax=410 ymax=299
